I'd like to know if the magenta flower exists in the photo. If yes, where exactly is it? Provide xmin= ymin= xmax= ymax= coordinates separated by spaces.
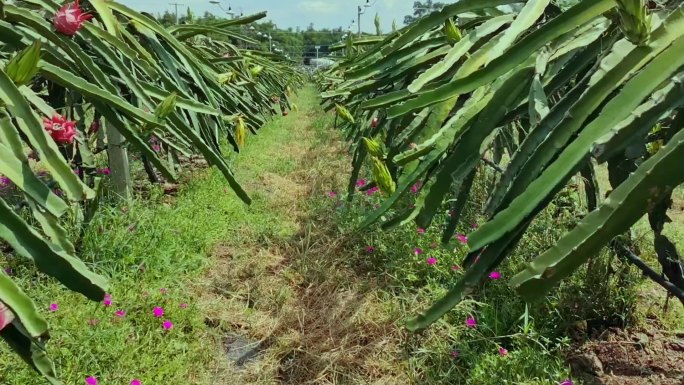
xmin=103 ymin=294 xmax=112 ymax=307
xmin=489 ymin=271 xmax=501 ymax=280
xmin=472 ymin=223 xmax=479 ymax=229
xmin=356 ymin=179 xmax=367 ymax=188
xmin=53 ymin=0 xmax=93 ymax=36
xmin=0 ymin=176 xmax=11 ymax=187
xmin=152 ymin=144 xmax=161 ymax=152
xmin=366 ymin=186 xmax=379 ymax=196
xmin=426 ymin=257 xmax=437 ymax=266
xmin=410 ymin=183 xmax=422 ymax=194
xmin=97 ymin=168 xmax=111 ymax=176
xmin=130 ymin=380 xmax=142 ymax=385
xmin=417 ymin=228 xmax=425 ymax=235
xmin=559 ymin=379 xmax=574 ymax=385
xmin=4 ymin=268 xmax=13 ymax=276
xmin=455 ymin=234 xmax=468 ymax=244
xmin=466 ymin=316 xmax=477 ymax=328
xmin=49 ymin=303 xmax=59 ymax=312
xmin=85 ymin=376 xmax=98 ymax=385
xmin=162 ymin=320 xmax=173 ymax=330
xmin=328 ymin=191 xmax=337 ymax=198
xmin=153 ymin=307 xmax=164 ymax=318
xmin=365 ymin=246 xmax=375 ymax=253
xmin=414 ymin=247 xmax=423 ymax=255
xmin=180 ymin=303 xmax=188 ymax=309
xmin=115 ymin=310 xmax=126 ymax=318
xmin=451 ymin=265 xmax=461 ymax=271
xmin=498 ymin=347 xmax=508 ymax=356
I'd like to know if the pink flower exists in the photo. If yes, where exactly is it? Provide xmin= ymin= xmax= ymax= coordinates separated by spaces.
xmin=153 ymin=307 xmax=164 ymax=318
xmin=356 ymin=179 xmax=367 ymax=188
xmin=97 ymin=168 xmax=111 ymax=176
xmin=130 ymin=380 xmax=142 ymax=385
xmin=426 ymin=257 xmax=437 ymax=266
xmin=115 ymin=310 xmax=126 ymax=318
xmin=180 ymin=303 xmax=188 ymax=309
xmin=472 ymin=223 xmax=479 ymax=229
xmin=489 ymin=271 xmax=501 ymax=280
xmin=103 ymin=294 xmax=112 ymax=307
xmin=410 ymin=182 xmax=422 ymax=194
xmin=365 ymin=246 xmax=375 ymax=253
xmin=414 ymin=248 xmax=423 ymax=255
xmin=455 ymin=234 xmax=468 ymax=244
xmin=1 ymin=176 xmax=12 ymax=188
xmin=450 ymin=350 xmax=460 ymax=358
xmin=370 ymin=117 xmax=379 ymax=128
xmin=559 ymin=379 xmax=573 ymax=385
xmin=451 ymin=265 xmax=461 ymax=271
xmin=162 ymin=320 xmax=173 ymax=330
xmin=328 ymin=191 xmax=337 ymax=198
xmin=49 ymin=303 xmax=59 ymax=312
xmin=466 ymin=316 xmax=477 ymax=328
xmin=366 ymin=186 xmax=379 ymax=196
xmin=53 ymin=0 xmax=93 ymax=36
xmin=498 ymin=347 xmax=508 ymax=356
xmin=417 ymin=228 xmax=425 ymax=235
xmin=152 ymin=144 xmax=161 ymax=152
xmin=159 ymin=288 xmax=167 ymax=294
xmin=85 ymin=376 xmax=98 ymax=385
xmin=43 ymin=114 xmax=77 ymax=144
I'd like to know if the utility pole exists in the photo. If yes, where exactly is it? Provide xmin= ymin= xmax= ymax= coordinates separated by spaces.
xmin=357 ymin=5 xmax=362 ymax=37
xmin=169 ymin=2 xmax=185 ymax=24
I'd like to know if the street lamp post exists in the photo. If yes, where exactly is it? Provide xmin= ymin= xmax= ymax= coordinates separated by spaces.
xmin=208 ymin=1 xmax=235 ymax=19
xmin=356 ymin=0 xmax=376 ymax=37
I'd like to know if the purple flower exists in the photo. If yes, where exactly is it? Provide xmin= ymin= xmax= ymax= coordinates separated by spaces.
xmin=489 ymin=271 xmax=501 ymax=280
xmin=365 ymin=246 xmax=375 ymax=253
xmin=559 ymin=379 xmax=574 ymax=385
xmin=414 ymin=248 xmax=423 ymax=255
xmin=356 ymin=179 xmax=367 ymax=188
xmin=426 ymin=257 xmax=437 ymax=266
xmin=366 ymin=186 xmax=379 ymax=196
xmin=0 ymin=176 xmax=12 ymax=187
xmin=466 ymin=316 xmax=476 ymax=328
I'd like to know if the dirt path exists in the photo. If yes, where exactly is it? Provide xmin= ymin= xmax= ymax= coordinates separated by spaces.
xmin=191 ymin=87 xmax=410 ymax=385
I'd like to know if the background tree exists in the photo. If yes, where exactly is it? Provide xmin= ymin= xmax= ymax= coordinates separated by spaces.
xmin=403 ymin=0 xmax=446 ymax=25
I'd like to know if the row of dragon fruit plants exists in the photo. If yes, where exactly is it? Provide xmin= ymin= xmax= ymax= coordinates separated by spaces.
xmin=0 ymin=0 xmax=303 ymax=381
xmin=322 ymin=0 xmax=684 ymax=332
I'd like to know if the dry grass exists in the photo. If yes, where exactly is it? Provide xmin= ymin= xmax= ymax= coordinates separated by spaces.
xmin=188 ymin=97 xmax=411 ymax=385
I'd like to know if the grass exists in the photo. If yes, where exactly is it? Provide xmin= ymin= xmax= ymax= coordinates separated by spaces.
xmin=2 ymin=84 xmax=681 ymax=385
xmin=0 ymin=88 xmax=314 ymax=384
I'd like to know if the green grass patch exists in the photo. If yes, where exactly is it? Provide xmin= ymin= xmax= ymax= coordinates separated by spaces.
xmin=0 ymin=87 xmax=321 ymax=384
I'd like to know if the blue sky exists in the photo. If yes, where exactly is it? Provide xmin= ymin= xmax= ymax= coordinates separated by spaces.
xmin=118 ymin=0 xmax=414 ymax=33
